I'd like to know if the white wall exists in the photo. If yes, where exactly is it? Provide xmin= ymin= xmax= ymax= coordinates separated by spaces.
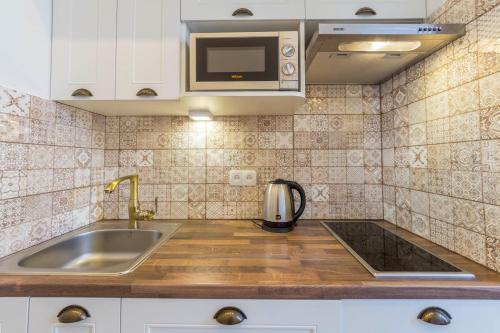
xmin=0 ymin=0 xmax=52 ymax=98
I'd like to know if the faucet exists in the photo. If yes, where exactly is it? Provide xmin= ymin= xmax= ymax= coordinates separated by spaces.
xmin=104 ymin=175 xmax=156 ymax=229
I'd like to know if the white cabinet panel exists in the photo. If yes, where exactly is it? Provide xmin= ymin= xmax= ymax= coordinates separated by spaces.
xmin=122 ymin=299 xmax=341 ymax=333
xmin=306 ymin=0 xmax=426 ymax=20
xmin=343 ymin=299 xmax=500 ymax=333
xmin=182 ymin=0 xmax=306 ymax=21
xmin=116 ymin=0 xmax=180 ymax=100
xmin=0 ymin=298 xmax=29 ymax=333
xmin=51 ymin=0 xmax=117 ymax=100
xmin=28 ymin=298 xmax=120 ymax=333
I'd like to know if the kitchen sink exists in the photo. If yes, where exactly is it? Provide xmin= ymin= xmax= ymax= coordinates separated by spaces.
xmin=0 ymin=222 xmax=181 ymax=275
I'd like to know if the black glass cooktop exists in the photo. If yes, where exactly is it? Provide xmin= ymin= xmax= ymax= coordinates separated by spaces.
xmin=322 ymin=221 xmax=475 ymax=280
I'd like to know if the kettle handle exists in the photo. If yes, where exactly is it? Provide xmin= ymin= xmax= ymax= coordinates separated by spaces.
xmin=287 ymin=181 xmax=306 ymax=221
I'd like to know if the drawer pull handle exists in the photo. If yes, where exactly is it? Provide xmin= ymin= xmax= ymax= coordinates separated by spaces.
xmin=136 ymin=88 xmax=158 ymax=97
xmin=355 ymin=7 xmax=377 ymax=16
xmin=232 ymin=8 xmax=254 ymax=17
xmin=57 ymin=305 xmax=91 ymax=323
xmin=214 ymin=307 xmax=247 ymax=325
xmin=71 ymin=88 xmax=93 ymax=97
xmin=418 ymin=307 xmax=452 ymax=326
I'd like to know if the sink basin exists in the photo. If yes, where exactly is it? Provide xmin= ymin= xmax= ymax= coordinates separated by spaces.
xmin=0 ymin=222 xmax=180 ymax=275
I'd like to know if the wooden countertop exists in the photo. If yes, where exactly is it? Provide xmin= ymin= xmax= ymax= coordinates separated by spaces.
xmin=1 ymin=220 xmax=499 ymax=299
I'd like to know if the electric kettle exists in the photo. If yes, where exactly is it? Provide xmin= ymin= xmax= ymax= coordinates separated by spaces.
xmin=262 ymin=179 xmax=306 ymax=232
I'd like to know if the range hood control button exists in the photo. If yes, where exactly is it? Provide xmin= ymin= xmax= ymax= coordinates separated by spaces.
xmin=281 ymin=63 xmax=296 ymax=76
xmin=281 ymin=44 xmax=295 ymax=57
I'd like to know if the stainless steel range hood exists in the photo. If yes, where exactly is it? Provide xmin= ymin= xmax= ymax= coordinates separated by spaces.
xmin=306 ymin=23 xmax=465 ymax=84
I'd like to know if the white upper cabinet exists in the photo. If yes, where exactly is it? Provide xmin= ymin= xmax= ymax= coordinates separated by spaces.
xmin=116 ymin=0 xmax=181 ymax=100
xmin=0 ymin=298 xmax=29 ymax=333
xmin=28 ymin=298 xmax=120 ymax=333
xmin=51 ymin=0 xmax=117 ymax=100
xmin=181 ymin=0 xmax=306 ymax=21
xmin=306 ymin=0 xmax=426 ymax=20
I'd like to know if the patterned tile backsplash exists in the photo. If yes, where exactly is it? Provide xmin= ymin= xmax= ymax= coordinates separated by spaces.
xmin=0 ymin=0 xmax=497 ymax=274
xmin=0 ymin=87 xmax=105 ymax=258
xmin=103 ymin=83 xmax=383 ymax=222
xmin=382 ymin=0 xmax=500 ymax=272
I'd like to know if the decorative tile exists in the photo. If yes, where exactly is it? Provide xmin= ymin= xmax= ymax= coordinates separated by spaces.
xmin=483 ymin=172 xmax=500 ymax=205
xmin=452 ymin=197 xmax=485 ymax=233
xmin=427 ymin=144 xmax=451 ymax=169
xmin=451 ymin=141 xmax=482 ymax=171
xmin=485 ymin=204 xmax=500 ymax=239
xmin=429 ymin=194 xmax=453 ymax=223
xmin=479 ymin=72 xmax=499 ymax=108
xmin=481 ymin=140 xmax=500 ymax=172
xmin=480 ymin=106 xmax=500 ymax=139
xmin=455 ymin=227 xmax=486 ymax=264
xmin=430 ymin=219 xmax=455 ymax=251
xmin=0 ymin=86 xmax=30 ymax=116
xmin=412 ymin=212 xmax=430 ymax=239
xmin=428 ymin=169 xmax=452 ymax=195
xmin=486 ymin=236 xmax=500 ymax=272
xmin=451 ymin=170 xmax=482 ymax=201
xmin=449 ymin=111 xmax=480 ymax=142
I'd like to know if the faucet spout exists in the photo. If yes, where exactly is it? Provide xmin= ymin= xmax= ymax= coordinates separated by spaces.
xmin=104 ymin=175 xmax=155 ymax=229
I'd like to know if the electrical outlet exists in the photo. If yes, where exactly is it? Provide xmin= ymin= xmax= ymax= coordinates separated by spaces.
xmin=229 ymin=170 xmax=257 ymax=186
xmin=242 ymin=170 xmax=257 ymax=186
xmin=229 ymin=170 xmax=243 ymax=186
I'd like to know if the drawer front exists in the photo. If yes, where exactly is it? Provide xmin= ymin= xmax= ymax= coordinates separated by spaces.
xmin=343 ymin=299 xmax=500 ymax=333
xmin=28 ymin=298 xmax=120 ymax=333
xmin=0 ymin=298 xmax=29 ymax=333
xmin=306 ymin=0 xmax=426 ymax=20
xmin=181 ymin=0 xmax=305 ymax=21
xmin=122 ymin=299 xmax=341 ymax=333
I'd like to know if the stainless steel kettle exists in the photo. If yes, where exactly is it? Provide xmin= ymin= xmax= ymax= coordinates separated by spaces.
xmin=262 ymin=179 xmax=306 ymax=232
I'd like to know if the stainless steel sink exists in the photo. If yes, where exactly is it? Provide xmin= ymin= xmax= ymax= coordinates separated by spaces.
xmin=0 ymin=222 xmax=181 ymax=275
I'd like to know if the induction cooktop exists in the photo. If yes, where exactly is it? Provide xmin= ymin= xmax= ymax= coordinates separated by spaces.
xmin=322 ymin=221 xmax=475 ymax=280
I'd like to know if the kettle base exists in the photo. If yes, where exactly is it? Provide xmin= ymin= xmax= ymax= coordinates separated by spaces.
xmin=262 ymin=221 xmax=295 ymax=233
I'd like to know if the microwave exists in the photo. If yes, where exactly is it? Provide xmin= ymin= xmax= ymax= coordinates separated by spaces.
xmin=189 ymin=31 xmax=299 ymax=91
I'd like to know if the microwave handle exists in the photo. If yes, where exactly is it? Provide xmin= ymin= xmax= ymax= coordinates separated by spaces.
xmin=232 ymin=8 xmax=254 ymax=17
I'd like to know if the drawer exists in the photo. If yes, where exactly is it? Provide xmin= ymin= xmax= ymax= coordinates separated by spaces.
xmin=181 ymin=0 xmax=306 ymax=21
xmin=343 ymin=299 xmax=500 ymax=333
xmin=306 ymin=0 xmax=426 ymax=20
xmin=122 ymin=299 xmax=341 ymax=333
xmin=28 ymin=298 xmax=120 ymax=333
xmin=0 ymin=298 xmax=29 ymax=333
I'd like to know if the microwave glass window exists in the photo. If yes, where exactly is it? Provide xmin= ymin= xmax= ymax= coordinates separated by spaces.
xmin=207 ymin=46 xmax=266 ymax=73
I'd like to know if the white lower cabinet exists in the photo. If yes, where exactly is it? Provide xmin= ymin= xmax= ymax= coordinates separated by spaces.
xmin=121 ymin=299 xmax=341 ymax=333
xmin=0 ymin=298 xmax=29 ymax=333
xmin=342 ymin=299 xmax=500 ymax=333
xmin=28 ymin=298 xmax=120 ymax=333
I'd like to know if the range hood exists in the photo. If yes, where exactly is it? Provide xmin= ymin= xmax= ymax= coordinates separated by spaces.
xmin=306 ymin=23 xmax=465 ymax=84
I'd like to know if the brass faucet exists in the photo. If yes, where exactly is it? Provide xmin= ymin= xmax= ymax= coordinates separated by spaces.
xmin=104 ymin=175 xmax=156 ymax=229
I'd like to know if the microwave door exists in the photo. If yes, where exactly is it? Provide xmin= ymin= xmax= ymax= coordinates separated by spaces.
xmin=190 ymin=36 xmax=280 ymax=91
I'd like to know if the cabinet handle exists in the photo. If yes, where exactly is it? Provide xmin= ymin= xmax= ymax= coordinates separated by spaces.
xmin=214 ymin=307 xmax=247 ymax=325
xmin=71 ymin=88 xmax=93 ymax=97
xmin=355 ymin=7 xmax=377 ymax=16
xmin=417 ymin=307 xmax=452 ymax=326
xmin=232 ymin=8 xmax=254 ymax=17
xmin=136 ymin=88 xmax=158 ymax=97
xmin=57 ymin=305 xmax=91 ymax=323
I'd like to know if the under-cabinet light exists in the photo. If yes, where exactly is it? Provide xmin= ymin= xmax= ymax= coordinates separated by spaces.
xmin=189 ymin=110 xmax=213 ymax=121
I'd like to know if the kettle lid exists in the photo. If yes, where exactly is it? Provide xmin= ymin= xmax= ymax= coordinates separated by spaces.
xmin=270 ymin=179 xmax=288 ymax=184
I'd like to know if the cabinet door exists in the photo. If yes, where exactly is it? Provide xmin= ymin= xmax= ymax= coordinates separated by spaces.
xmin=51 ymin=0 xmax=117 ymax=100
xmin=306 ymin=0 xmax=426 ymax=20
xmin=122 ymin=299 xmax=341 ymax=333
xmin=181 ymin=0 xmax=305 ymax=21
xmin=116 ymin=0 xmax=180 ymax=100
xmin=343 ymin=299 xmax=500 ymax=333
xmin=0 ymin=298 xmax=29 ymax=333
xmin=28 ymin=298 xmax=120 ymax=333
